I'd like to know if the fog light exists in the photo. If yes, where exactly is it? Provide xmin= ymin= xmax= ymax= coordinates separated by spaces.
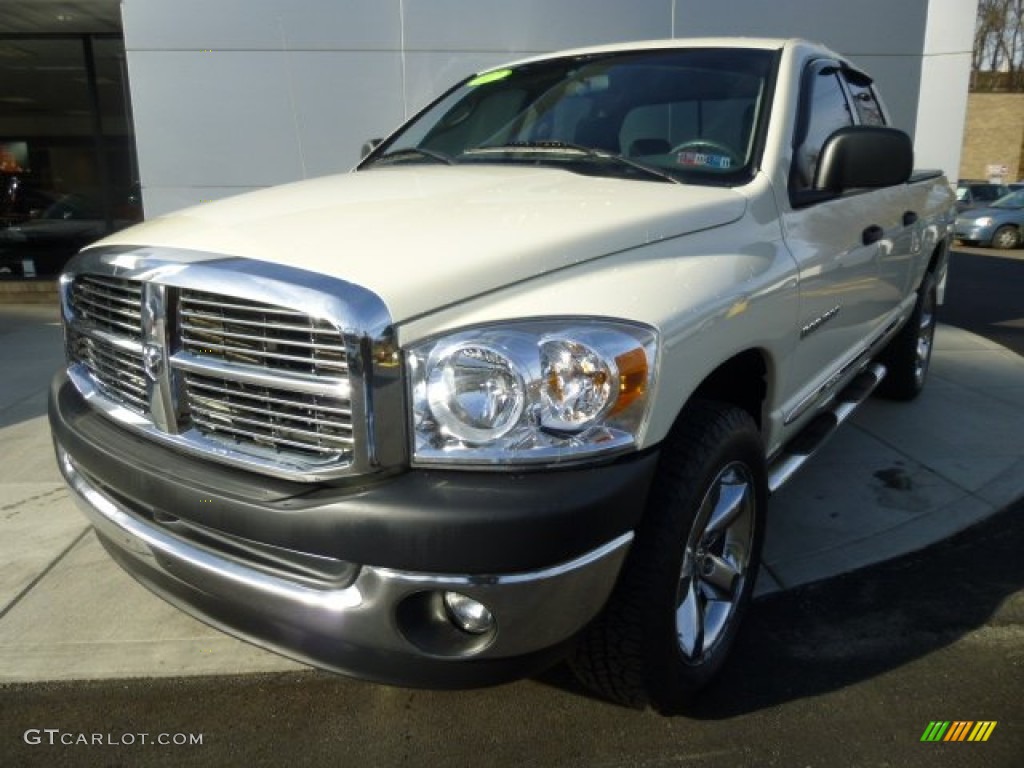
xmin=442 ymin=591 xmax=495 ymax=635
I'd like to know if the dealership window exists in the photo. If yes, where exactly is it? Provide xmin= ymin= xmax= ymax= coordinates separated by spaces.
xmin=0 ymin=30 xmax=140 ymax=278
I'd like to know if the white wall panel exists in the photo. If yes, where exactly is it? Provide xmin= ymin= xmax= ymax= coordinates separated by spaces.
xmin=922 ymin=0 xmax=979 ymax=54
xmin=915 ymin=0 xmax=979 ymax=177
xmin=281 ymin=52 xmax=405 ymax=173
xmin=401 ymin=0 xmax=672 ymax=53
xmin=671 ymin=0 xmax=929 ymax=56
xmin=129 ymin=52 xmax=305 ymax=189
xmin=122 ymin=0 xmax=401 ymax=51
xmin=128 ymin=49 xmax=403 ymax=195
xmin=141 ymin=187 xmax=260 ymax=217
xmin=915 ymin=53 xmax=975 ymax=176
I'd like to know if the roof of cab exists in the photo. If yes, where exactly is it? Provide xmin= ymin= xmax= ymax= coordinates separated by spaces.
xmin=478 ymin=37 xmax=828 ymax=74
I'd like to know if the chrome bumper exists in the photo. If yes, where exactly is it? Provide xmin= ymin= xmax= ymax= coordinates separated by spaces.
xmin=58 ymin=447 xmax=631 ymax=686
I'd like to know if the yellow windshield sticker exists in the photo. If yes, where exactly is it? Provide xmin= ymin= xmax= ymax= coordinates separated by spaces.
xmin=467 ymin=68 xmax=512 ymax=87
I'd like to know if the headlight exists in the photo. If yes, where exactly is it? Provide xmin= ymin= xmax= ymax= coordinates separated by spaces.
xmin=973 ymin=216 xmax=994 ymax=227
xmin=427 ymin=340 xmax=527 ymax=443
xmin=407 ymin=320 xmax=657 ymax=466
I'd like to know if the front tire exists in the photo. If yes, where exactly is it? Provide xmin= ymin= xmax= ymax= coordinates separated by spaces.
xmin=991 ymin=225 xmax=1019 ymax=250
xmin=570 ymin=401 xmax=766 ymax=714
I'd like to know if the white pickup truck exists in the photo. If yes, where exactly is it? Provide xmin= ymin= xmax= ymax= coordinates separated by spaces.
xmin=50 ymin=37 xmax=954 ymax=713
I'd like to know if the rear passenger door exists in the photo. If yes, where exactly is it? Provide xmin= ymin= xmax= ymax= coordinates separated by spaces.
xmin=781 ymin=60 xmax=912 ymax=413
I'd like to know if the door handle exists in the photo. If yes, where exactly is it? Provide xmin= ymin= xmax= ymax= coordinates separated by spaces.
xmin=862 ymin=225 xmax=884 ymax=246
xmin=903 ymin=210 xmax=919 ymax=227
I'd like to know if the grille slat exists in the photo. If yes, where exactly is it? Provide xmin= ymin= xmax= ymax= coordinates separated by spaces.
xmin=85 ymin=352 xmax=147 ymax=395
xmin=67 ymin=275 xmax=356 ymax=470
xmin=179 ymin=338 xmax=347 ymax=370
xmin=189 ymin=392 xmax=352 ymax=432
xmin=180 ymin=321 xmax=347 ymax=353
xmin=179 ymin=289 xmax=348 ymax=376
xmin=71 ymin=276 xmax=143 ymax=341
xmin=180 ymin=309 xmax=332 ymax=334
xmin=76 ymin=287 xmax=141 ymax=311
xmin=69 ymin=276 xmax=148 ymax=413
xmin=193 ymin=409 xmax=353 ymax=446
xmin=179 ymin=295 xmax=309 ymax=317
xmin=74 ymin=336 xmax=148 ymax=411
xmin=183 ymin=370 xmax=353 ymax=458
xmin=186 ymin=377 xmax=352 ymax=418
xmin=190 ymin=414 xmax=350 ymax=455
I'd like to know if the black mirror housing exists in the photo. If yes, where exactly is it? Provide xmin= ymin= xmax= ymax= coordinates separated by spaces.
xmin=814 ymin=126 xmax=913 ymax=192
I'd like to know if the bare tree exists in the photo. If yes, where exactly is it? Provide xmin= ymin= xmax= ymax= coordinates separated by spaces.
xmin=973 ymin=0 xmax=1024 ymax=91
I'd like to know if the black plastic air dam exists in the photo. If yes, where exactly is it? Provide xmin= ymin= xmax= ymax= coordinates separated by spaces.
xmin=49 ymin=371 xmax=660 ymax=574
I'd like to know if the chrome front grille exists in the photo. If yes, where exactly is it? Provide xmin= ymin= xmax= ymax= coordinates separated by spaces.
xmin=68 ymin=275 xmax=147 ymax=413
xmin=71 ymin=334 xmax=148 ymax=413
xmin=61 ymin=260 xmax=382 ymax=480
xmin=70 ymin=275 xmax=143 ymax=341
xmin=180 ymin=290 xmax=348 ymax=375
xmin=182 ymin=371 xmax=353 ymax=458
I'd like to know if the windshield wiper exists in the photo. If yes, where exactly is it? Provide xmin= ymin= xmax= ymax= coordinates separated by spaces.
xmin=462 ymin=141 xmax=681 ymax=184
xmin=368 ymin=147 xmax=455 ymax=166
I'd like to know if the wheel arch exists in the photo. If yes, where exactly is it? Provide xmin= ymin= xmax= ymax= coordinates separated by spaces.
xmin=680 ymin=348 xmax=771 ymax=434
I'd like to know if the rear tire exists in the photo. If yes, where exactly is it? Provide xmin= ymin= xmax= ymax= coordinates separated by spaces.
xmin=570 ymin=401 xmax=766 ymax=714
xmin=877 ymin=270 xmax=937 ymax=401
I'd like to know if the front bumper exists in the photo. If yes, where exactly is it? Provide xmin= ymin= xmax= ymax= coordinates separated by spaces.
xmin=50 ymin=373 xmax=657 ymax=687
xmin=954 ymin=221 xmax=995 ymax=244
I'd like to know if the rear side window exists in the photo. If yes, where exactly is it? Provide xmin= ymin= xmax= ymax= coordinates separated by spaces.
xmin=845 ymin=76 xmax=886 ymax=127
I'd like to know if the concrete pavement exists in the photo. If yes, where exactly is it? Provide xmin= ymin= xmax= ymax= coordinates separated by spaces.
xmin=1 ymin=304 xmax=1022 ymax=683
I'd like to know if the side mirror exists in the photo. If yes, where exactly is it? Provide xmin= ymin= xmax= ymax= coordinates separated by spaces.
xmin=814 ymin=126 xmax=913 ymax=192
xmin=361 ymin=138 xmax=382 ymax=160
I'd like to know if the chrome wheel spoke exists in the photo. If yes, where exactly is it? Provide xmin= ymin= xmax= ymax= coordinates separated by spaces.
xmin=915 ymin=297 xmax=936 ymax=380
xmin=704 ymin=476 xmax=750 ymax=538
xmin=676 ymin=578 xmax=704 ymax=659
xmin=701 ymin=599 xmax=731 ymax=650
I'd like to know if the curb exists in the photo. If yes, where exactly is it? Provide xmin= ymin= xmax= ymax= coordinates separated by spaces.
xmin=0 ymin=280 xmax=59 ymax=305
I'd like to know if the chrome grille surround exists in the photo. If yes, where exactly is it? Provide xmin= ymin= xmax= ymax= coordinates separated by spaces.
xmin=60 ymin=246 xmax=404 ymax=482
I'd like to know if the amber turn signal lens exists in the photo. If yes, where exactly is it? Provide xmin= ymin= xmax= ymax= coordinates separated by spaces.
xmin=612 ymin=347 xmax=648 ymax=415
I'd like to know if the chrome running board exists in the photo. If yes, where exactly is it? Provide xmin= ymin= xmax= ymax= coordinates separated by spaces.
xmin=767 ymin=362 xmax=887 ymax=493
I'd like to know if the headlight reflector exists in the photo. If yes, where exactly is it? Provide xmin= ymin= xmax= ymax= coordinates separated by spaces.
xmin=407 ymin=320 xmax=657 ymax=466
xmin=427 ymin=343 xmax=525 ymax=443
xmin=540 ymin=338 xmax=614 ymax=431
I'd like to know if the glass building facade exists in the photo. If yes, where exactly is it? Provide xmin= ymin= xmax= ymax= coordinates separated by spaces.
xmin=0 ymin=2 xmax=140 ymax=278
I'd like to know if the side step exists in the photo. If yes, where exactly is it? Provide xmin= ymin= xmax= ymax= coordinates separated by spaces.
xmin=767 ymin=362 xmax=887 ymax=494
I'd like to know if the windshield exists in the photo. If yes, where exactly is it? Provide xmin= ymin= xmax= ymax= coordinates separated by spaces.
xmin=958 ymin=183 xmax=1007 ymax=203
xmin=361 ymin=47 xmax=777 ymax=185
xmin=993 ymin=189 xmax=1024 ymax=208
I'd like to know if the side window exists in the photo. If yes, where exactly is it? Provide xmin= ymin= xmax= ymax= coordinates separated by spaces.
xmin=791 ymin=66 xmax=854 ymax=196
xmin=845 ymin=76 xmax=886 ymax=127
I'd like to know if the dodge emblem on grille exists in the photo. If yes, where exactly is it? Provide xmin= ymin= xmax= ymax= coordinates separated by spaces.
xmin=143 ymin=343 xmax=163 ymax=381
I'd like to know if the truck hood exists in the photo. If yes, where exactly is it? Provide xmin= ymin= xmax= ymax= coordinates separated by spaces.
xmin=92 ymin=166 xmax=746 ymax=323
